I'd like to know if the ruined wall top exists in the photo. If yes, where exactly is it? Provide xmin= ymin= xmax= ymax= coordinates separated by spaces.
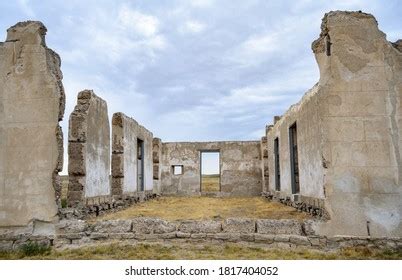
xmin=311 ymin=11 xmax=381 ymax=54
xmin=112 ymin=112 xmax=154 ymax=138
xmin=6 ymin=21 xmax=47 ymax=46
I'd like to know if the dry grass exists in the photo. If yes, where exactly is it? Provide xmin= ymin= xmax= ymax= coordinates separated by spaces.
xmin=1 ymin=242 xmax=400 ymax=260
xmin=94 ymin=196 xmax=310 ymax=221
xmin=202 ymin=175 xmax=220 ymax=192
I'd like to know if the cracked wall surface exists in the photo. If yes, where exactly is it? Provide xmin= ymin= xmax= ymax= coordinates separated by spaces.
xmin=152 ymin=138 xmax=162 ymax=194
xmin=161 ymin=141 xmax=262 ymax=196
xmin=267 ymin=11 xmax=402 ymax=237
xmin=0 ymin=21 xmax=65 ymax=226
xmin=260 ymin=136 xmax=269 ymax=193
xmin=67 ymin=90 xmax=110 ymax=206
xmin=111 ymin=113 xmax=153 ymax=196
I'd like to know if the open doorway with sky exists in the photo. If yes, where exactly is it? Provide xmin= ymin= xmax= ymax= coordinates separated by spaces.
xmin=200 ymin=151 xmax=220 ymax=192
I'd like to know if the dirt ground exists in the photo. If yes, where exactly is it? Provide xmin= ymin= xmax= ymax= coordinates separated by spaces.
xmin=94 ymin=196 xmax=311 ymax=221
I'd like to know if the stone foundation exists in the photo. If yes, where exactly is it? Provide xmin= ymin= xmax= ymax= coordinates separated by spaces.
xmin=59 ymin=191 xmax=157 ymax=220
xmin=262 ymin=191 xmax=329 ymax=219
xmin=0 ymin=218 xmax=400 ymax=252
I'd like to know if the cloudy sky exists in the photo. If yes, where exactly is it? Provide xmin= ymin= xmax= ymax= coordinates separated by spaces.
xmin=1 ymin=1 xmax=401 ymax=173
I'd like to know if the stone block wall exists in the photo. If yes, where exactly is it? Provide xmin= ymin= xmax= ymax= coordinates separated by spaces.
xmin=160 ymin=141 xmax=262 ymax=196
xmin=67 ymin=90 xmax=110 ymax=206
xmin=111 ymin=113 xmax=153 ymax=197
xmin=260 ymin=136 xmax=269 ymax=192
xmin=152 ymin=138 xmax=162 ymax=194
xmin=0 ymin=21 xmax=65 ymax=227
xmin=266 ymin=11 xmax=402 ymax=237
xmin=2 ymin=218 xmax=401 ymax=252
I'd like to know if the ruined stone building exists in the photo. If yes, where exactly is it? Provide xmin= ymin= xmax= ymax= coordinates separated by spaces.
xmin=265 ymin=11 xmax=402 ymax=237
xmin=0 ymin=11 xmax=401 ymax=243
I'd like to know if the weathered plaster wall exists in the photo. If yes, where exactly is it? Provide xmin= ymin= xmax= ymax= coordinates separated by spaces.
xmin=152 ymin=138 xmax=162 ymax=194
xmin=267 ymin=84 xmax=325 ymax=199
xmin=260 ymin=136 xmax=269 ymax=192
xmin=111 ymin=113 xmax=153 ymax=196
xmin=0 ymin=21 xmax=65 ymax=226
xmin=68 ymin=90 xmax=110 ymax=206
xmin=160 ymin=141 xmax=262 ymax=196
xmin=267 ymin=11 xmax=402 ymax=237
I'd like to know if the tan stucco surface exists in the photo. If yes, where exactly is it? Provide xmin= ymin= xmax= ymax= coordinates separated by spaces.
xmin=0 ymin=21 xmax=65 ymax=226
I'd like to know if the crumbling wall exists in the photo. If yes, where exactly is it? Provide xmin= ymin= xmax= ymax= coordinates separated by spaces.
xmin=267 ymin=84 xmax=325 ymax=199
xmin=111 ymin=113 xmax=153 ymax=197
xmin=160 ymin=141 xmax=262 ymax=196
xmin=266 ymin=11 xmax=402 ymax=237
xmin=260 ymin=136 xmax=269 ymax=192
xmin=67 ymin=90 xmax=110 ymax=206
xmin=0 ymin=21 xmax=65 ymax=227
xmin=152 ymin=138 xmax=162 ymax=194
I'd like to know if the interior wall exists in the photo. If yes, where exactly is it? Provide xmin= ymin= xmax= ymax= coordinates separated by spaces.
xmin=160 ymin=141 xmax=262 ymax=196
xmin=111 ymin=113 xmax=153 ymax=196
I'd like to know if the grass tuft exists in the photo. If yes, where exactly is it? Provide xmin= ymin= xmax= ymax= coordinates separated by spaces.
xmin=19 ymin=242 xmax=51 ymax=257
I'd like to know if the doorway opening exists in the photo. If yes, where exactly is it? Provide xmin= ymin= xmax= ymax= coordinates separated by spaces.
xmin=289 ymin=123 xmax=300 ymax=194
xmin=200 ymin=151 xmax=220 ymax=192
xmin=137 ymin=138 xmax=144 ymax=192
xmin=274 ymin=137 xmax=280 ymax=191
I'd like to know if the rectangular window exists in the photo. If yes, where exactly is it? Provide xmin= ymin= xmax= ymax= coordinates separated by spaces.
xmin=289 ymin=123 xmax=300 ymax=194
xmin=274 ymin=137 xmax=280 ymax=191
xmin=172 ymin=165 xmax=183 ymax=175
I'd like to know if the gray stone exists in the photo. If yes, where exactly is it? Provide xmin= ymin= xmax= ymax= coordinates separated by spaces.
xmin=274 ymin=235 xmax=291 ymax=242
xmin=178 ymin=220 xmax=221 ymax=233
xmin=58 ymin=233 xmax=85 ymax=240
xmin=158 ymin=232 xmax=176 ymax=239
xmin=176 ymin=232 xmax=191 ymax=238
xmin=90 ymin=233 xmax=108 ymax=240
xmin=0 ymin=241 xmax=13 ymax=252
xmin=57 ymin=219 xmax=88 ymax=233
xmin=240 ymin=234 xmax=255 ymax=242
xmin=191 ymin=233 xmax=207 ymax=239
xmin=309 ymin=237 xmax=321 ymax=246
xmin=210 ymin=233 xmax=230 ymax=240
xmin=132 ymin=218 xmax=176 ymax=234
xmin=303 ymin=220 xmax=319 ymax=236
xmin=256 ymin=219 xmax=302 ymax=235
xmin=108 ymin=233 xmax=136 ymax=239
xmin=254 ymin=234 xmax=275 ymax=243
xmin=289 ymin=236 xmax=311 ymax=246
xmin=93 ymin=220 xmax=132 ymax=233
xmin=53 ymin=238 xmax=71 ymax=248
xmin=223 ymin=218 xmax=255 ymax=233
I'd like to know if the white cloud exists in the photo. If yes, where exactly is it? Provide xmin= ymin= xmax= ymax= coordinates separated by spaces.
xmin=5 ymin=0 xmax=396 ymax=143
xmin=61 ymin=4 xmax=167 ymax=66
xmin=118 ymin=5 xmax=159 ymax=37
xmin=180 ymin=20 xmax=206 ymax=34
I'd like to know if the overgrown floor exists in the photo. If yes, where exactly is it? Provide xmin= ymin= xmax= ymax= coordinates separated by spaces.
xmin=94 ymin=196 xmax=310 ymax=221
xmin=1 ymin=242 xmax=400 ymax=260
